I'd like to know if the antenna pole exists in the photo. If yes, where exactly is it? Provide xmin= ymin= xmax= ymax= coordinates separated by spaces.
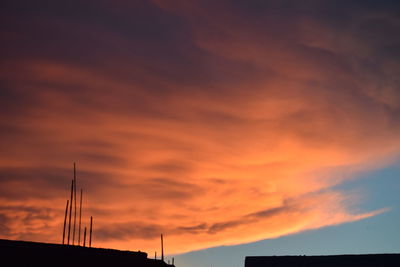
xmin=73 ymin=163 xmax=77 ymax=245
xmin=161 ymin=234 xmax=164 ymax=262
xmin=78 ymin=188 xmax=82 ymax=245
xmin=83 ymin=226 xmax=87 ymax=247
xmin=62 ymin=199 xmax=69 ymax=244
xmin=67 ymin=179 xmax=73 ymax=244
xmin=89 ymin=216 xmax=93 ymax=248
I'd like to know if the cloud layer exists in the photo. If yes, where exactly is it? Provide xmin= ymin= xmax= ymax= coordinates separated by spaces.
xmin=1 ymin=0 xmax=399 ymax=253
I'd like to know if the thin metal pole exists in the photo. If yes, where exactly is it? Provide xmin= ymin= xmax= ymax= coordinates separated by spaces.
xmin=62 ymin=199 xmax=69 ymax=244
xmin=83 ymin=226 xmax=87 ymax=247
xmin=161 ymin=234 xmax=164 ymax=262
xmin=78 ymin=188 xmax=83 ymax=245
xmin=155 ymin=252 xmax=157 ymax=260
xmin=67 ymin=179 xmax=73 ymax=245
xmin=89 ymin=216 xmax=93 ymax=248
xmin=73 ymin=163 xmax=77 ymax=245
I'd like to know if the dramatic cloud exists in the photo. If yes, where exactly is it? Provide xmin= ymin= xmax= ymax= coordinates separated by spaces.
xmin=0 ymin=0 xmax=399 ymax=253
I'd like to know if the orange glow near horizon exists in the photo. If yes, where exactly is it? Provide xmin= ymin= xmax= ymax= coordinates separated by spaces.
xmin=1 ymin=0 xmax=400 ymax=255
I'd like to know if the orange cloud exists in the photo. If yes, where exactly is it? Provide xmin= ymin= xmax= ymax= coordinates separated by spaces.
xmin=1 ymin=0 xmax=399 ymax=255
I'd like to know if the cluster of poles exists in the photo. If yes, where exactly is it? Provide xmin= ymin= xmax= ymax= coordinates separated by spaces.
xmin=60 ymin=163 xmax=173 ymax=265
xmin=62 ymin=163 xmax=93 ymax=247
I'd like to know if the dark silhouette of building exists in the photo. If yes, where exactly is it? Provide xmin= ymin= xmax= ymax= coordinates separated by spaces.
xmin=245 ymin=254 xmax=400 ymax=267
xmin=0 ymin=239 xmax=175 ymax=267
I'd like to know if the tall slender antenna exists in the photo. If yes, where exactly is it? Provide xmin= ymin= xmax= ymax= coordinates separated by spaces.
xmin=78 ymin=188 xmax=83 ymax=245
xmin=83 ymin=226 xmax=87 ymax=247
xmin=161 ymin=234 xmax=164 ymax=262
xmin=67 ymin=179 xmax=74 ymax=244
xmin=155 ymin=252 xmax=157 ymax=260
xmin=62 ymin=199 xmax=69 ymax=244
xmin=89 ymin=216 xmax=93 ymax=248
xmin=72 ymin=163 xmax=77 ymax=245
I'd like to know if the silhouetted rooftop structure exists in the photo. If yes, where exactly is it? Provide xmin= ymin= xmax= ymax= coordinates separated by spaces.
xmin=245 ymin=254 xmax=400 ymax=267
xmin=0 ymin=239 xmax=175 ymax=267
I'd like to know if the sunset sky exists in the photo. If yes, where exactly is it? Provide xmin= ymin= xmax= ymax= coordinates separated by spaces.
xmin=1 ymin=1 xmax=400 ymax=267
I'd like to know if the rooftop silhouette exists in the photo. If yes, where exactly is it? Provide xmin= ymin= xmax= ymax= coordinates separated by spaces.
xmin=245 ymin=254 xmax=400 ymax=267
xmin=0 ymin=239 xmax=175 ymax=267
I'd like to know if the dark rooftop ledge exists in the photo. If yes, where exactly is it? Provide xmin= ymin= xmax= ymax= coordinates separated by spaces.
xmin=245 ymin=254 xmax=400 ymax=267
xmin=0 ymin=238 xmax=174 ymax=267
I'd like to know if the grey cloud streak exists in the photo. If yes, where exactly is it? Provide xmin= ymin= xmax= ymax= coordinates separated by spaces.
xmin=95 ymin=197 xmax=306 ymax=241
